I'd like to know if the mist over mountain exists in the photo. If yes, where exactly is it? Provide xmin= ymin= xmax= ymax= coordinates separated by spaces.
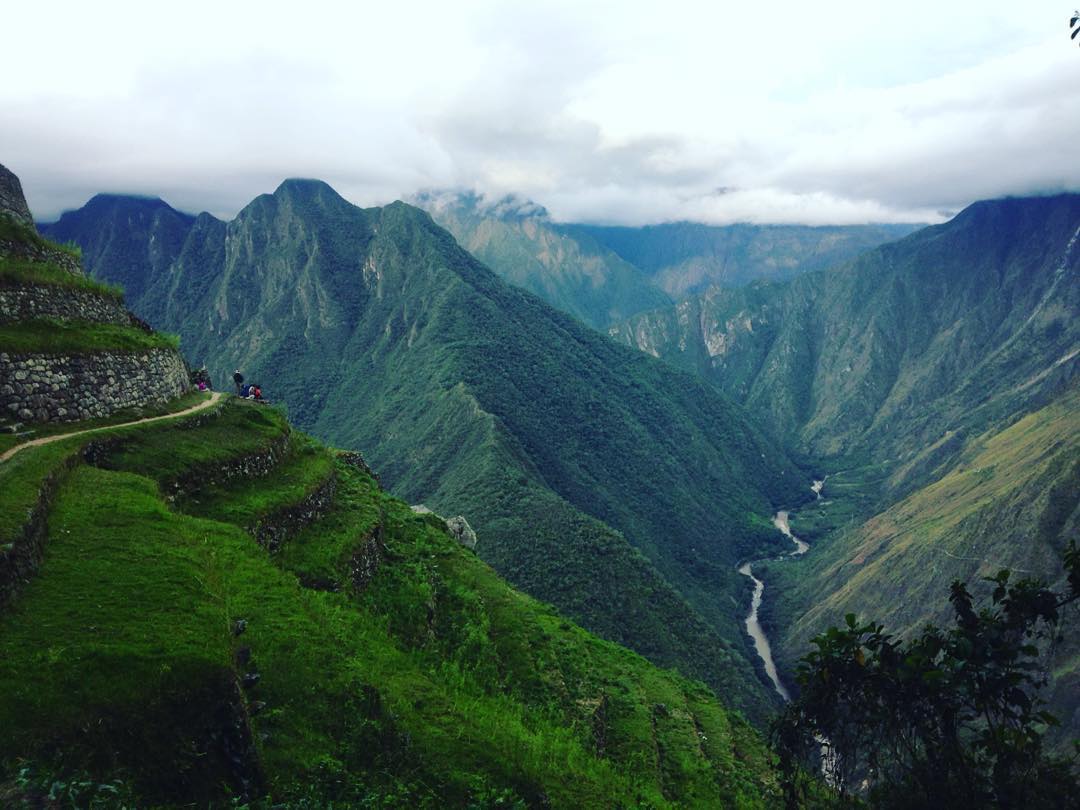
xmin=567 ymin=220 xmax=922 ymax=298
xmin=44 ymin=180 xmax=810 ymax=721
xmin=412 ymin=190 xmax=673 ymax=330
xmin=413 ymin=190 xmax=922 ymax=330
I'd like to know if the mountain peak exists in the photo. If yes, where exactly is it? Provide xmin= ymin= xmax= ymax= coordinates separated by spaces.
xmin=272 ymin=177 xmax=344 ymax=201
xmin=83 ymin=193 xmax=176 ymax=212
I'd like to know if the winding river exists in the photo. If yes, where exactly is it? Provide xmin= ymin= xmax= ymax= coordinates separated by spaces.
xmin=738 ymin=480 xmax=823 ymax=702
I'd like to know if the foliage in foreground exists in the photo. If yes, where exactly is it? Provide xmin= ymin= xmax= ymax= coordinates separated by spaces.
xmin=774 ymin=542 xmax=1080 ymax=809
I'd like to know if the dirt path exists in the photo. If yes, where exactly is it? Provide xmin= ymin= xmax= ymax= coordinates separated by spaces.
xmin=0 ymin=391 xmax=223 ymax=464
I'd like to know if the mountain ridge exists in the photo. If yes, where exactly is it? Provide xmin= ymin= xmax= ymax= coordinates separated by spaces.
xmin=42 ymin=179 xmax=810 ymax=722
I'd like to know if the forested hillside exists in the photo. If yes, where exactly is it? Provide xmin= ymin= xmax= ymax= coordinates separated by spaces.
xmin=43 ymin=180 xmax=809 ymax=722
xmin=612 ymin=195 xmax=1080 ymax=481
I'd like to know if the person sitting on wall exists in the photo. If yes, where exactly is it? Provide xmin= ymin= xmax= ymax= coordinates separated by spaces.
xmin=233 ymin=369 xmax=244 ymax=396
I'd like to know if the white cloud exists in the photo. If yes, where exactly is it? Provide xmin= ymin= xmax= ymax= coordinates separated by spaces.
xmin=2 ymin=0 xmax=1077 ymax=224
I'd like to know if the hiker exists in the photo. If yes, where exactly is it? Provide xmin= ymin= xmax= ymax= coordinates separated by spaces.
xmin=233 ymin=369 xmax=244 ymax=396
xmin=241 ymin=383 xmax=251 ymax=398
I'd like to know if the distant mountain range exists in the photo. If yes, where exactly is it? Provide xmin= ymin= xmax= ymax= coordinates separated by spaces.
xmin=414 ymin=189 xmax=920 ymax=328
xmin=43 ymin=182 xmax=810 ymax=722
xmin=609 ymin=194 xmax=1079 ymax=479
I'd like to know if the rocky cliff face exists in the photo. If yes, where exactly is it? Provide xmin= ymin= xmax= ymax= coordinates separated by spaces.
xmin=0 ymin=164 xmax=33 ymax=227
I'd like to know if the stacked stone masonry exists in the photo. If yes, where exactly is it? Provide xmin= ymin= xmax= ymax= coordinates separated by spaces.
xmin=0 ymin=348 xmax=190 ymax=423
xmin=0 ymin=284 xmax=135 ymax=326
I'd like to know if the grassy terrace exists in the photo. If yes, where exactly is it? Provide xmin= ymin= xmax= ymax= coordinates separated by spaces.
xmin=0 ymin=392 xmax=226 ymax=547
xmin=0 ymin=389 xmax=209 ymax=454
xmin=0 ymin=397 xmax=783 ymax=807
xmin=0 ymin=255 xmax=123 ymax=298
xmin=0 ymin=317 xmax=179 ymax=354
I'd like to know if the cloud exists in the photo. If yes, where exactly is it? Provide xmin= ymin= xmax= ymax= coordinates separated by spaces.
xmin=2 ymin=0 xmax=1077 ymax=225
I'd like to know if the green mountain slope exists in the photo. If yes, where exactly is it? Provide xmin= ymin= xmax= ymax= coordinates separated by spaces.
xmin=612 ymin=195 xmax=1080 ymax=475
xmin=42 ymin=179 xmax=809 ymax=723
xmin=611 ymin=194 xmax=1080 ymax=744
xmin=414 ymin=191 xmax=673 ymax=329
xmin=761 ymin=384 xmax=1080 ymax=748
xmin=570 ymin=221 xmax=921 ymax=298
xmin=42 ymin=193 xmax=196 ymax=304
xmin=0 ymin=396 xmax=788 ymax=807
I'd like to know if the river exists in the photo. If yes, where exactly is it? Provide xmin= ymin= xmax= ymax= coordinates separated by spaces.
xmin=737 ymin=481 xmax=823 ymax=702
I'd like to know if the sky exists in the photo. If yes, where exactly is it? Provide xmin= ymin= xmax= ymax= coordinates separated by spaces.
xmin=4 ymin=0 xmax=1079 ymax=225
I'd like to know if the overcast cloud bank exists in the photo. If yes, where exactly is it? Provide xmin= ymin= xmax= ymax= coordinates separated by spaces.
xmin=4 ymin=0 xmax=1078 ymax=225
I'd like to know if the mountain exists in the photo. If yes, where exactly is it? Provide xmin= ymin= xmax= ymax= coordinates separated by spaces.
xmin=612 ymin=194 xmax=1080 ymax=743
xmin=763 ymin=383 xmax=1080 ymax=748
xmin=569 ymin=220 xmax=922 ymax=298
xmin=612 ymin=195 xmax=1080 ymax=479
xmin=43 ymin=180 xmax=810 ymax=723
xmin=43 ymin=193 xmax=196 ymax=305
xmin=0 ymin=182 xmax=785 ymax=803
xmin=0 ymin=401 xmax=788 ymax=807
xmin=415 ymin=191 xmax=918 ymax=330
xmin=414 ymin=190 xmax=673 ymax=329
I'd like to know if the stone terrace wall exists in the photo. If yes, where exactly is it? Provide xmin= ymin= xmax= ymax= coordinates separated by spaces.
xmin=0 ymin=284 xmax=134 ymax=326
xmin=1 ymin=348 xmax=190 ymax=423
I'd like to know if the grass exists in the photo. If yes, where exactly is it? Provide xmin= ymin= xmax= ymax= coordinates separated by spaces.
xmin=0 ymin=392 xmax=224 ymax=550
xmin=0 ymin=255 xmax=122 ymax=299
xmin=0 ymin=402 xmax=785 ymax=807
xmin=97 ymin=399 xmax=290 ymax=484
xmin=0 ymin=317 xmax=179 ymax=354
xmin=0 ymin=215 xmax=81 ymax=259
xmin=177 ymin=435 xmax=334 ymax=528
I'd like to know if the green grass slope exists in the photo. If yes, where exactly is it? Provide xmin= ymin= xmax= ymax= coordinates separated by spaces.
xmin=0 ymin=399 xmax=783 ymax=808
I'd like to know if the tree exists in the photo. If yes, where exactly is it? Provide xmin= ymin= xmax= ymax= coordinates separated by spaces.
xmin=773 ymin=541 xmax=1080 ymax=809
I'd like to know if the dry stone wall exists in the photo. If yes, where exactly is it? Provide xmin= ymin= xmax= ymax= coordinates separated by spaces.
xmin=0 ymin=348 xmax=190 ymax=423
xmin=0 ymin=284 xmax=133 ymax=326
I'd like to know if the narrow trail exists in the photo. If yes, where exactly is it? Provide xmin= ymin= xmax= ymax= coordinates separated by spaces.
xmin=0 ymin=391 xmax=223 ymax=464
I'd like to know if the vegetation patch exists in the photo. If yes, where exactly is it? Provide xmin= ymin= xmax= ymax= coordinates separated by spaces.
xmin=0 ymin=406 xmax=784 ymax=806
xmin=0 ymin=318 xmax=179 ymax=354
xmin=0 ymin=255 xmax=122 ymax=298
